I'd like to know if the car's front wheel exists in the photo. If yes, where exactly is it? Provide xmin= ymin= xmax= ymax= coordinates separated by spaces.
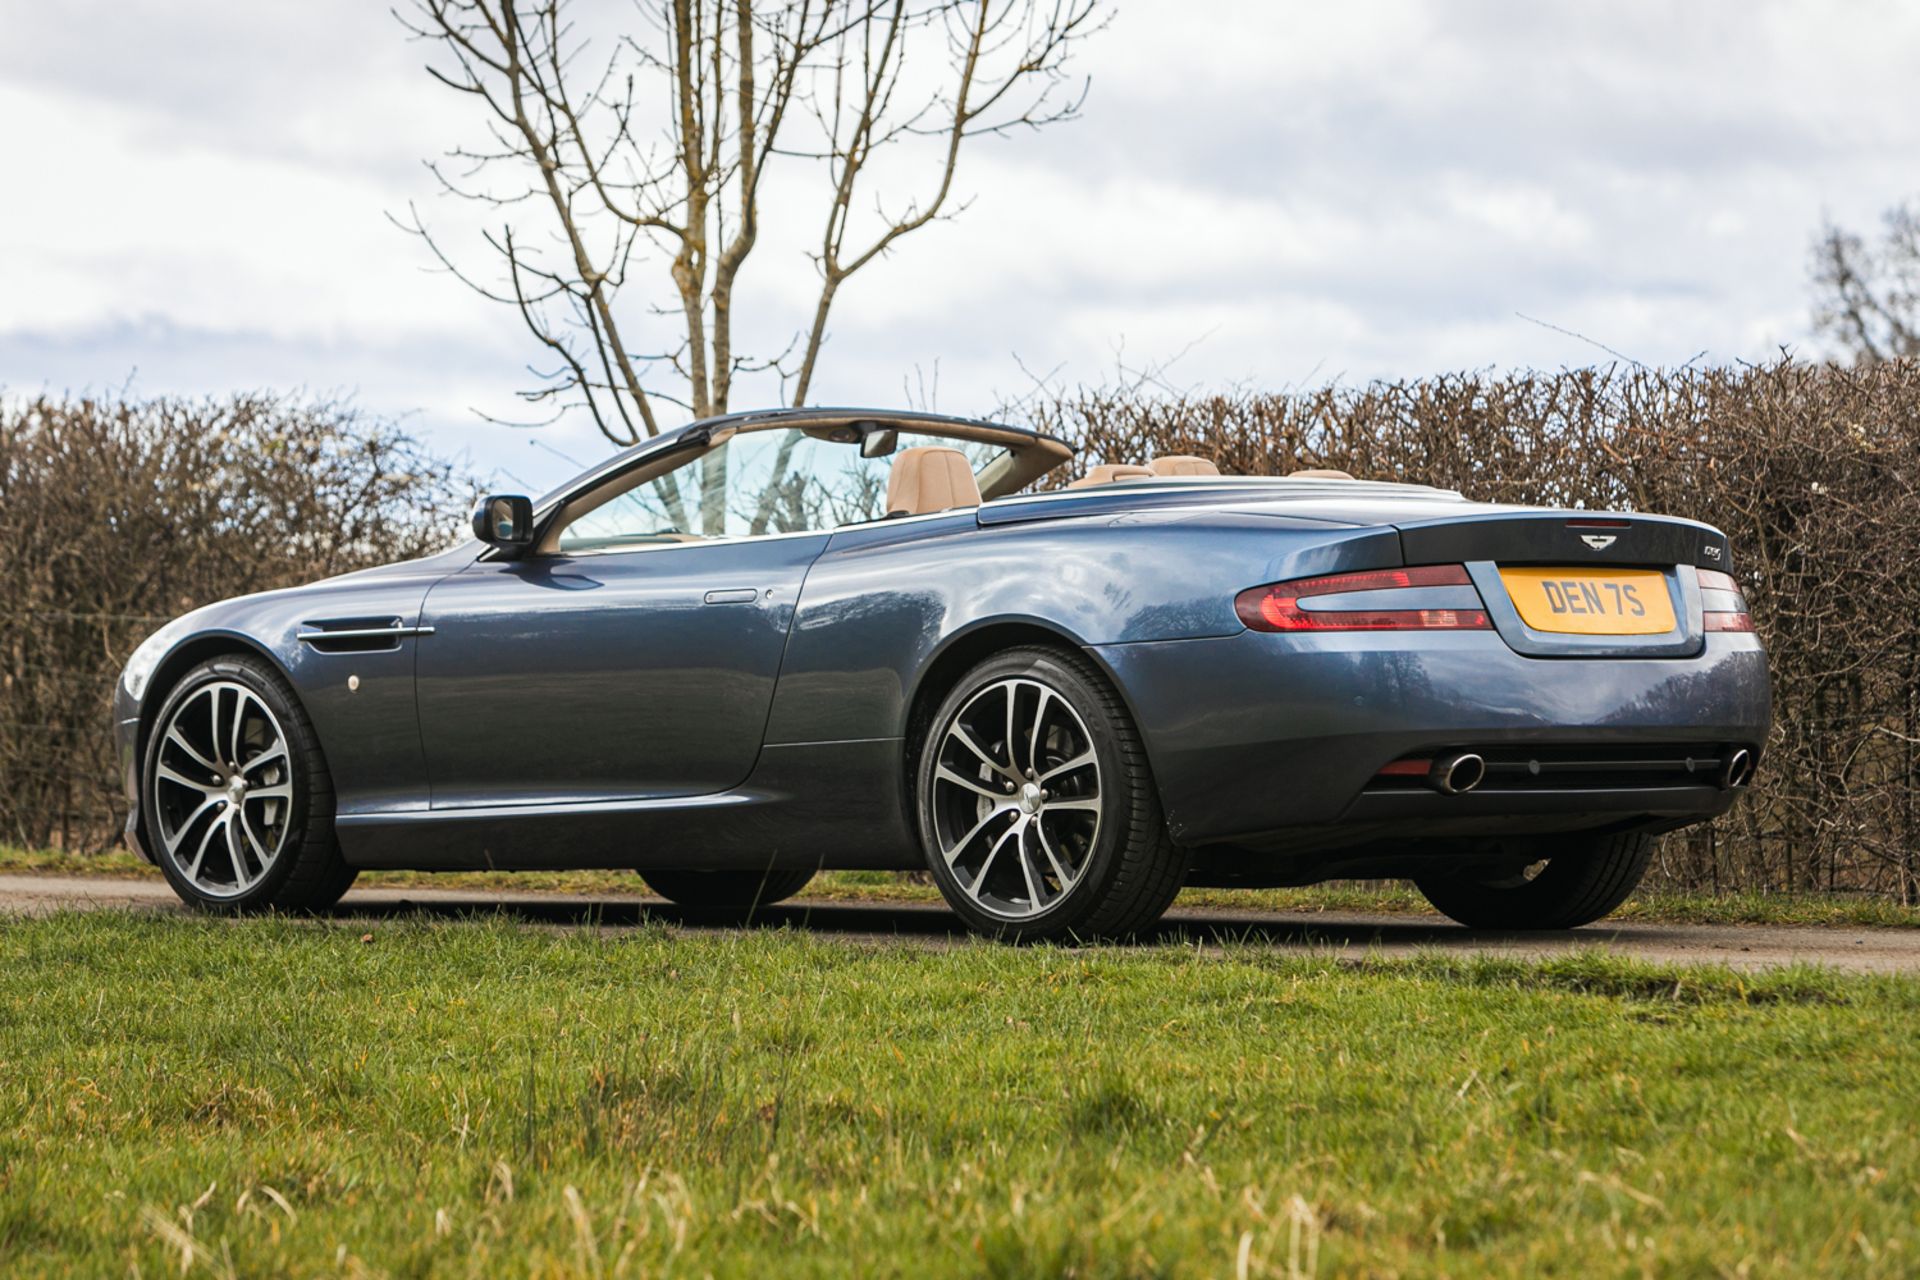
xmin=916 ymin=647 xmax=1186 ymax=941
xmin=1413 ymin=832 xmax=1655 ymax=930
xmin=638 ymin=868 xmax=815 ymax=911
xmin=143 ymin=653 xmax=357 ymax=913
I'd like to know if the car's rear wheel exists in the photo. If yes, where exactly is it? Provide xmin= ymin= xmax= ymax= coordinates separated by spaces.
xmin=638 ymin=868 xmax=815 ymax=911
xmin=144 ymin=653 xmax=357 ymax=913
xmin=1413 ymin=832 xmax=1655 ymax=930
xmin=916 ymin=646 xmax=1186 ymax=941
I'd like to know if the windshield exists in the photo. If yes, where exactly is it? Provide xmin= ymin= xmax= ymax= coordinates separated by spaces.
xmin=554 ymin=428 xmax=1008 ymax=553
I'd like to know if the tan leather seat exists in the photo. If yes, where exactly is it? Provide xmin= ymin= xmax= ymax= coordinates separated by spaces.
xmin=886 ymin=446 xmax=982 ymax=516
xmin=1148 ymin=455 xmax=1220 ymax=477
xmin=1067 ymin=463 xmax=1154 ymax=490
xmin=1288 ymin=468 xmax=1354 ymax=480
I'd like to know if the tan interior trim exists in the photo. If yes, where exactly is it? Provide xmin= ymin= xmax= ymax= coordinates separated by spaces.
xmin=1067 ymin=463 xmax=1155 ymax=490
xmin=1148 ymin=455 xmax=1221 ymax=477
xmin=886 ymin=446 xmax=983 ymax=516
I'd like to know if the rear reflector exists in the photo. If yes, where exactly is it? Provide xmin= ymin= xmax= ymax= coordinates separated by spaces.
xmin=1235 ymin=564 xmax=1491 ymax=632
xmin=1703 ymin=610 xmax=1756 ymax=633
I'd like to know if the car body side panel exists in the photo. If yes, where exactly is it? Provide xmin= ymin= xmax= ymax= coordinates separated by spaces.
xmin=337 ymin=738 xmax=915 ymax=870
xmin=114 ymin=551 xmax=471 ymax=840
xmin=1095 ymin=629 xmax=1772 ymax=848
xmin=413 ymin=534 xmax=829 ymax=809
xmin=282 ymin=575 xmax=446 ymax=817
xmin=116 ymin=471 xmax=1770 ymax=882
xmin=762 ymin=512 xmax=1400 ymax=745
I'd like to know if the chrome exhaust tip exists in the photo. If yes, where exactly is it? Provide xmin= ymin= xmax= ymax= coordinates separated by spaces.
xmin=1720 ymin=748 xmax=1753 ymax=790
xmin=1429 ymin=751 xmax=1487 ymax=796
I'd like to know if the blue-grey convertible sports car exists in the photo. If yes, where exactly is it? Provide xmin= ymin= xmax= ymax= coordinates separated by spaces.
xmin=114 ymin=407 xmax=1770 ymax=939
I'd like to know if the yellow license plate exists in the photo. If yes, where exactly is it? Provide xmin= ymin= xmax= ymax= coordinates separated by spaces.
xmin=1499 ymin=567 xmax=1675 ymax=635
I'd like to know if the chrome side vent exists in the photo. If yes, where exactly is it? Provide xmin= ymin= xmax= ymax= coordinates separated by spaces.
xmin=296 ymin=617 xmax=434 ymax=654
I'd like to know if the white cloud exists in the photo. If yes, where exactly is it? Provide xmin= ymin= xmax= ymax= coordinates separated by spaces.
xmin=3 ymin=0 xmax=1918 ymax=492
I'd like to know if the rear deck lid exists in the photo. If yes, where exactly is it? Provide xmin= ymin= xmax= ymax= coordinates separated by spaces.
xmin=1394 ymin=511 xmax=1731 ymax=658
xmin=1394 ymin=510 xmax=1730 ymax=569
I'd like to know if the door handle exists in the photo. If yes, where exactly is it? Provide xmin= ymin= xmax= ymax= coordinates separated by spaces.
xmin=702 ymin=588 xmax=759 ymax=605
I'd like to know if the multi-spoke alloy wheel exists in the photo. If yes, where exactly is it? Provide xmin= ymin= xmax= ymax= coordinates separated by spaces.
xmin=917 ymin=647 xmax=1187 ymax=941
xmin=151 ymin=681 xmax=294 ymax=897
xmin=142 ymin=654 xmax=356 ymax=913
xmin=929 ymin=677 xmax=1103 ymax=919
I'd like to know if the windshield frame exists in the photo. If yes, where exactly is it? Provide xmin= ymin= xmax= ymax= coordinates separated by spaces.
xmin=517 ymin=408 xmax=1073 ymax=557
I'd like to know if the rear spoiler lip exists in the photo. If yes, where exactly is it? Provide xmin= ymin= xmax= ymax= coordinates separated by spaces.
xmin=1394 ymin=510 xmax=1733 ymax=571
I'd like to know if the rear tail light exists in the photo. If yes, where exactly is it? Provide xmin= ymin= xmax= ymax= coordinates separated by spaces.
xmin=1697 ymin=569 xmax=1740 ymax=592
xmin=1234 ymin=564 xmax=1491 ymax=632
xmin=1697 ymin=568 xmax=1756 ymax=633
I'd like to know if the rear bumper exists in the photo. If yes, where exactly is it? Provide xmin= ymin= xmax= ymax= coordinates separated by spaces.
xmin=1092 ymin=629 xmax=1771 ymax=849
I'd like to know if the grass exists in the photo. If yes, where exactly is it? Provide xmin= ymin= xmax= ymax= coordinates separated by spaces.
xmin=2 ymin=911 xmax=1919 ymax=1276
xmin=8 ymin=843 xmax=1920 ymax=928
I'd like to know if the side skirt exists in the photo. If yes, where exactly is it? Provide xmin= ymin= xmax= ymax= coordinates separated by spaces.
xmin=336 ymin=739 xmax=919 ymax=872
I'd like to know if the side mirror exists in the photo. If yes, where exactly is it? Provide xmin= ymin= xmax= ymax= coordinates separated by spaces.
xmin=470 ymin=494 xmax=535 ymax=553
xmin=859 ymin=427 xmax=899 ymax=459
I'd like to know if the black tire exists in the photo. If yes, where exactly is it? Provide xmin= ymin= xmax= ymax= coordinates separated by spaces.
xmin=1413 ymin=832 xmax=1655 ymax=930
xmin=143 ymin=653 xmax=357 ymax=914
xmin=638 ymin=867 xmax=815 ymax=911
xmin=915 ymin=646 xmax=1187 ymax=942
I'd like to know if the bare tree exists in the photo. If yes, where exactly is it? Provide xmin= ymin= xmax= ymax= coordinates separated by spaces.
xmin=1811 ymin=200 xmax=1920 ymax=363
xmin=400 ymin=0 xmax=1101 ymax=458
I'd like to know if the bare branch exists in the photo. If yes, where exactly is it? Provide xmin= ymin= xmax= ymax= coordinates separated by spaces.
xmin=1811 ymin=200 xmax=1920 ymax=365
xmin=402 ymin=0 xmax=1102 ymax=445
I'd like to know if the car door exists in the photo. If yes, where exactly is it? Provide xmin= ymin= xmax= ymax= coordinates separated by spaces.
xmin=414 ymin=533 xmax=828 ymax=808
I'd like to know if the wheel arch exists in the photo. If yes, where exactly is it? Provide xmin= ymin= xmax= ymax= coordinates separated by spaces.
xmin=141 ymin=631 xmax=294 ymax=723
xmin=131 ymin=632 xmax=298 ymax=850
xmin=898 ymin=617 xmax=1153 ymax=830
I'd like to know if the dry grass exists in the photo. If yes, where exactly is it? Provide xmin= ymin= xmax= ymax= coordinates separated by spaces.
xmin=1 ymin=911 xmax=1916 ymax=1277
xmin=7 ymin=846 xmax=1920 ymax=929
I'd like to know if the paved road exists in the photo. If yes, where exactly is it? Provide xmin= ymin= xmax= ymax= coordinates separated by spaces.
xmin=6 ymin=873 xmax=1918 ymax=973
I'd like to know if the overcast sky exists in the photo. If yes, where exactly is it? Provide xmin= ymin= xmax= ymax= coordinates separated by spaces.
xmin=4 ymin=0 xmax=1916 ymax=493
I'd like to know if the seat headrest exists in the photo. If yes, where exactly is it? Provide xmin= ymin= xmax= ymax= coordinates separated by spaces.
xmin=1148 ymin=455 xmax=1221 ymax=477
xmin=1066 ymin=463 xmax=1155 ymax=490
xmin=1287 ymin=468 xmax=1355 ymax=480
xmin=886 ymin=446 xmax=982 ymax=517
